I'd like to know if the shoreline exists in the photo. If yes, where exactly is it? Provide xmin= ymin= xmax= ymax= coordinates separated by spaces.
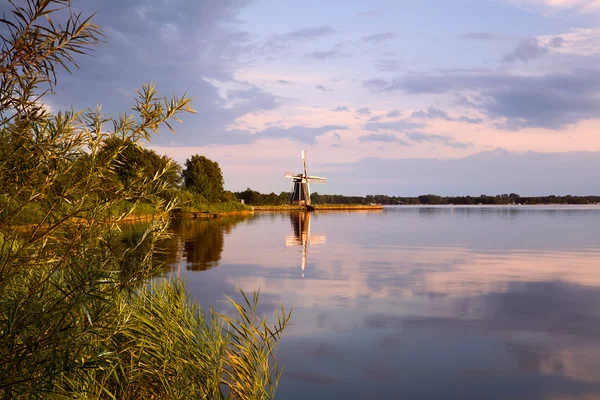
xmin=250 ymin=204 xmax=384 ymax=211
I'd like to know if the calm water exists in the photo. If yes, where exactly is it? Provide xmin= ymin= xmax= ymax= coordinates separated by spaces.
xmin=164 ymin=206 xmax=600 ymax=399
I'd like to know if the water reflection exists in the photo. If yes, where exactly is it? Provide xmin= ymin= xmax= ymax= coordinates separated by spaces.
xmin=286 ymin=212 xmax=326 ymax=277
xmin=161 ymin=214 xmax=252 ymax=271
xmin=164 ymin=206 xmax=600 ymax=399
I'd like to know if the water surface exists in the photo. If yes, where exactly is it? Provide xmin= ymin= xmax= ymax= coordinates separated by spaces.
xmin=165 ymin=206 xmax=600 ymax=399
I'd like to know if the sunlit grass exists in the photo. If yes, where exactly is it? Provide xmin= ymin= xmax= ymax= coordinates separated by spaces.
xmin=180 ymin=201 xmax=253 ymax=214
xmin=53 ymin=279 xmax=290 ymax=399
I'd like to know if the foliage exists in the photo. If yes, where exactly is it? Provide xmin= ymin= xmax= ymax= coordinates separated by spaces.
xmin=177 ymin=190 xmax=251 ymax=213
xmin=0 ymin=1 xmax=288 ymax=399
xmin=183 ymin=154 xmax=225 ymax=202
xmin=236 ymin=189 xmax=600 ymax=206
xmin=234 ymin=188 xmax=290 ymax=206
xmin=98 ymin=137 xmax=182 ymax=190
xmin=195 ymin=201 xmax=252 ymax=214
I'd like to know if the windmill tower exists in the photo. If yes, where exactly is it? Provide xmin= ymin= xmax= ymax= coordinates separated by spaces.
xmin=285 ymin=212 xmax=326 ymax=277
xmin=284 ymin=150 xmax=326 ymax=207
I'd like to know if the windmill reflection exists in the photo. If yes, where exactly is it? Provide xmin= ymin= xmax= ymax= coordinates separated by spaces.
xmin=286 ymin=212 xmax=326 ymax=277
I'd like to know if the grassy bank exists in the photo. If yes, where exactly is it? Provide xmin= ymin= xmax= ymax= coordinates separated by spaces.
xmin=180 ymin=201 xmax=252 ymax=214
xmin=252 ymin=204 xmax=384 ymax=211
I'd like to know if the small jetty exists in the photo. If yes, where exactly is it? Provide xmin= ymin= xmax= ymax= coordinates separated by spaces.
xmin=171 ymin=209 xmax=222 ymax=219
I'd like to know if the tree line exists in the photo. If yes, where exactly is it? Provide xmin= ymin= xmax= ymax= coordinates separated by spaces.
xmin=233 ymin=190 xmax=600 ymax=206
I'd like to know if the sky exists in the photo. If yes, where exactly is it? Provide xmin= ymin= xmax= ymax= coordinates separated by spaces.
xmin=30 ymin=0 xmax=600 ymax=195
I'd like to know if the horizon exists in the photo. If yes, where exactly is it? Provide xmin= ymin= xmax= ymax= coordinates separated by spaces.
xmin=20 ymin=0 xmax=600 ymax=196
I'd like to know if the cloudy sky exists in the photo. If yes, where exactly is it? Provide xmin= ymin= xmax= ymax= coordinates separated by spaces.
xmin=42 ymin=0 xmax=600 ymax=195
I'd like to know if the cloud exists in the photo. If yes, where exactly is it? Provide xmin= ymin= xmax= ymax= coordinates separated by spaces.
xmin=358 ymin=133 xmax=409 ymax=145
xmin=274 ymin=26 xmax=337 ymax=42
xmin=458 ymin=116 xmax=484 ymax=124
xmin=364 ymin=119 xmax=425 ymax=132
xmin=386 ymin=110 xmax=402 ymax=118
xmin=357 ymin=9 xmax=384 ymax=17
xmin=411 ymin=106 xmax=451 ymax=120
xmin=363 ymin=69 xmax=600 ymax=129
xmin=506 ymin=0 xmax=600 ymax=15
xmin=460 ymin=32 xmax=504 ymax=41
xmin=404 ymin=132 xmax=474 ymax=149
xmin=42 ymin=0 xmax=293 ymax=147
xmin=316 ymin=84 xmax=331 ymax=91
xmin=356 ymin=108 xmax=371 ymax=115
xmin=332 ymin=132 xmax=342 ymax=140
xmin=374 ymin=59 xmax=403 ymax=72
xmin=548 ymin=36 xmax=565 ymax=48
xmin=309 ymin=45 xmax=349 ymax=60
xmin=409 ymin=106 xmax=484 ymax=125
xmin=368 ymin=116 xmax=381 ymax=122
xmin=226 ymin=86 xmax=283 ymax=111
xmin=255 ymin=125 xmax=348 ymax=144
xmin=363 ymin=78 xmax=391 ymax=92
xmin=361 ymin=32 xmax=398 ymax=43
xmin=538 ymin=28 xmax=600 ymax=56
xmin=331 ymin=106 xmax=350 ymax=112
xmin=277 ymin=79 xmax=293 ymax=84
xmin=503 ymin=38 xmax=549 ymax=62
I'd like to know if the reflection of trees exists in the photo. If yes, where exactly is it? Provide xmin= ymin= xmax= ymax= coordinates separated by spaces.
xmin=158 ymin=215 xmax=252 ymax=271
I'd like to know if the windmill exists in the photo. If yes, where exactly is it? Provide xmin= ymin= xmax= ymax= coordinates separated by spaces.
xmin=285 ymin=212 xmax=326 ymax=277
xmin=284 ymin=150 xmax=326 ymax=207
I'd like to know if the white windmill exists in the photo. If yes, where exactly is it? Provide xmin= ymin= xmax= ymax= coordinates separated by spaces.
xmin=285 ymin=212 xmax=326 ymax=277
xmin=284 ymin=150 xmax=326 ymax=208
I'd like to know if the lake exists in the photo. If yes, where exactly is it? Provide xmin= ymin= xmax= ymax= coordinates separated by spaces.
xmin=163 ymin=205 xmax=600 ymax=399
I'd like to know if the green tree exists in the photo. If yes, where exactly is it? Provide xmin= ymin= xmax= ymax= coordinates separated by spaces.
xmin=183 ymin=154 xmax=224 ymax=202
xmin=98 ymin=136 xmax=181 ymax=190
xmin=0 ymin=1 xmax=288 ymax=398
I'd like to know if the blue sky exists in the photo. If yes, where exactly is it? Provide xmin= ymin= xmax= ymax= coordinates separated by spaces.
xmin=36 ymin=0 xmax=600 ymax=195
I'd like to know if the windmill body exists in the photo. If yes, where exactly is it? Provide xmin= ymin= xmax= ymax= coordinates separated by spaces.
xmin=285 ymin=150 xmax=326 ymax=207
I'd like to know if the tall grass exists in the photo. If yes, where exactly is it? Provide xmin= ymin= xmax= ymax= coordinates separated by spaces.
xmin=52 ymin=280 xmax=290 ymax=399
xmin=105 ymin=200 xmax=160 ymax=219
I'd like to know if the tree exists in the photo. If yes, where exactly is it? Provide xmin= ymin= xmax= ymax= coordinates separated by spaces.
xmin=98 ymin=137 xmax=181 ymax=190
xmin=0 ymin=1 xmax=288 ymax=398
xmin=182 ymin=154 xmax=224 ymax=202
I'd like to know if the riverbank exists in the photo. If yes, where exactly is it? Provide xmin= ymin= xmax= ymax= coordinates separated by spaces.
xmin=251 ymin=204 xmax=384 ymax=211
xmin=170 ymin=203 xmax=383 ymax=218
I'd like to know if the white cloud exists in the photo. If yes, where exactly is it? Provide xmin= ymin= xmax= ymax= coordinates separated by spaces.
xmin=538 ymin=28 xmax=600 ymax=56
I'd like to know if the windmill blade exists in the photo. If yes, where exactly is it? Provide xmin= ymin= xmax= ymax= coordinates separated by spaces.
xmin=307 ymin=176 xmax=326 ymax=181
xmin=302 ymin=150 xmax=308 ymax=177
